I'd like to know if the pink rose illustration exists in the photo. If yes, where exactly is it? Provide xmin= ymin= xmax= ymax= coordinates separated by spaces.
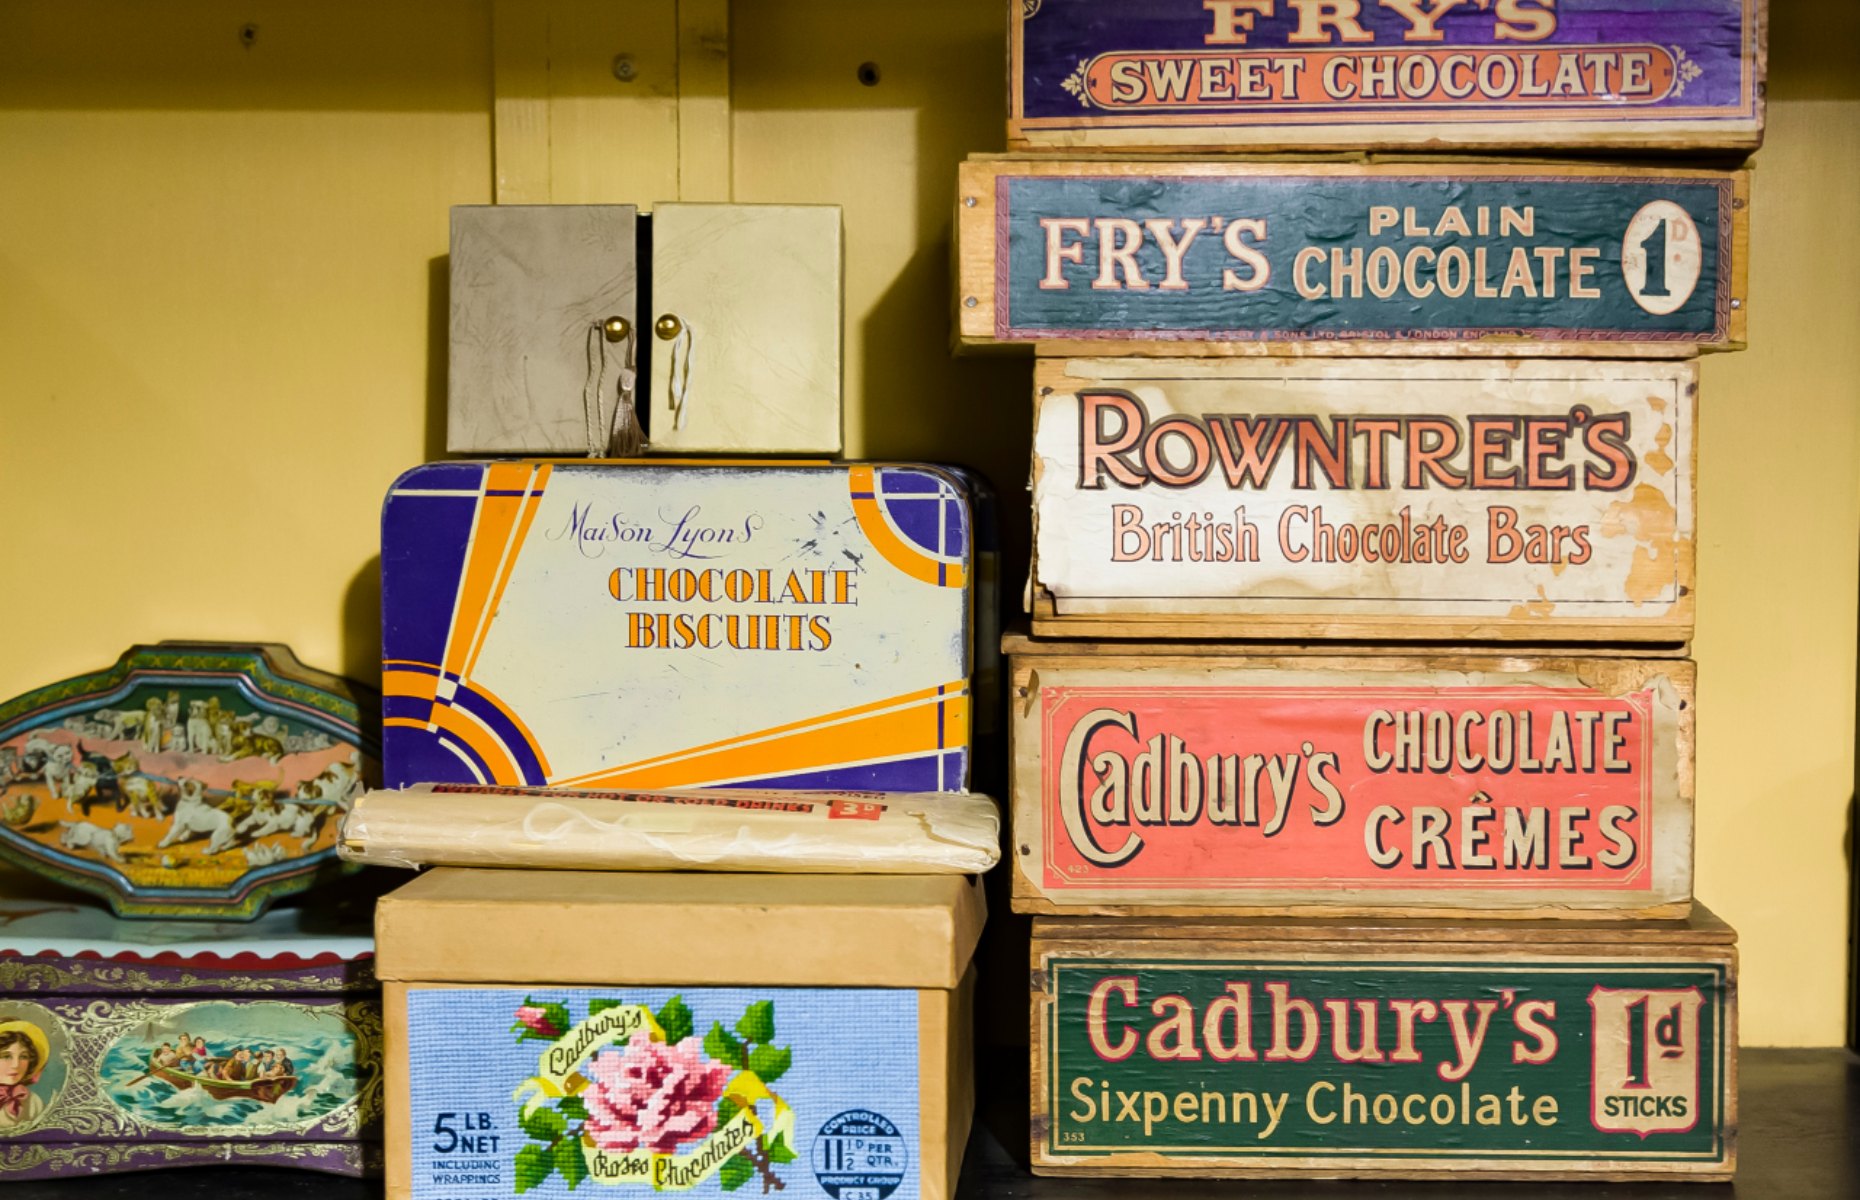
xmin=583 ymin=1032 xmax=734 ymax=1154
xmin=515 ymin=1005 xmax=561 ymax=1038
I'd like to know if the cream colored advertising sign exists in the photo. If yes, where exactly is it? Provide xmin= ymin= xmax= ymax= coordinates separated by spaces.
xmin=1032 ymin=358 xmax=1694 ymax=642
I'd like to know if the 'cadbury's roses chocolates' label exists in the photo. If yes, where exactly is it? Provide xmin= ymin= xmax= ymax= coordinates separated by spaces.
xmin=406 ymin=988 xmax=919 ymax=1199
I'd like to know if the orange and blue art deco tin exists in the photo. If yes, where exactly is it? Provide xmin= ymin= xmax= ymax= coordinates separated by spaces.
xmin=380 ymin=461 xmax=985 ymax=794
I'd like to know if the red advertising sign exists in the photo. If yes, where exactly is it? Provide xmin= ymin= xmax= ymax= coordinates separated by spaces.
xmin=1009 ymin=650 xmax=1692 ymax=917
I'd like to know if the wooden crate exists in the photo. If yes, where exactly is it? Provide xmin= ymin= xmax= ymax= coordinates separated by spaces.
xmin=1010 ymin=0 xmax=1767 ymax=153
xmin=955 ymin=158 xmax=1749 ymax=356
xmin=1007 ymin=639 xmax=1693 ymax=918
xmin=1030 ymin=356 xmax=1696 ymax=644
xmin=1032 ymin=908 xmax=1736 ymax=1180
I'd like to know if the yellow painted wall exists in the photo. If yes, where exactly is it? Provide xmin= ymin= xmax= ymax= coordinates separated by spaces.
xmin=0 ymin=1 xmax=1854 ymax=1044
xmin=0 ymin=0 xmax=493 ymax=687
xmin=1692 ymin=5 xmax=1860 ymax=1048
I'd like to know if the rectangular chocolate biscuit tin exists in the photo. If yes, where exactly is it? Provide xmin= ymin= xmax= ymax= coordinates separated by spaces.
xmin=1032 ymin=909 xmax=1736 ymax=1180
xmin=381 ymin=462 xmax=978 ymax=792
xmin=1007 ymin=639 xmax=1693 ymax=918
xmin=1030 ymin=357 xmax=1696 ymax=643
xmin=1011 ymin=0 xmax=1766 ymax=152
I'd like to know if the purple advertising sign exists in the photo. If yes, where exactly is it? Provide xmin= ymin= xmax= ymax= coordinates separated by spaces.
xmin=1011 ymin=0 xmax=1764 ymax=151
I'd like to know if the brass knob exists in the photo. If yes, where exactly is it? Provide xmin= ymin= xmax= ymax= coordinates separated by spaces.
xmin=600 ymin=316 xmax=631 ymax=343
xmin=654 ymin=314 xmax=683 ymax=340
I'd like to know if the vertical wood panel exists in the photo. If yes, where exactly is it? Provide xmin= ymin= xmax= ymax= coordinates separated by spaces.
xmin=549 ymin=0 xmax=679 ymax=205
xmin=490 ymin=0 xmax=550 ymax=203
xmin=489 ymin=0 xmax=680 ymax=207
xmin=677 ymin=0 xmax=732 ymax=201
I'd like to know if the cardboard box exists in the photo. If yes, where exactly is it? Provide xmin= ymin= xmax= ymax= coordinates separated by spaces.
xmin=956 ymin=158 xmax=1749 ymax=355
xmin=1007 ymin=637 xmax=1694 ymax=918
xmin=1032 ymin=908 xmax=1736 ymax=1180
xmin=377 ymin=869 xmax=983 ymax=1200
xmin=381 ymin=461 xmax=980 ymax=794
xmin=448 ymin=205 xmax=640 ymax=456
xmin=1010 ymin=0 xmax=1767 ymax=153
xmin=0 ymin=878 xmax=381 ymax=1179
xmin=447 ymin=203 xmax=843 ymax=457
xmin=1029 ymin=357 xmax=1696 ymax=644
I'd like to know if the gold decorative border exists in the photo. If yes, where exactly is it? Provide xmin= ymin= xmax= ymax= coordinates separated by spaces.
xmin=0 ymin=958 xmax=376 ymax=995
xmin=1 ymin=1138 xmax=379 ymax=1175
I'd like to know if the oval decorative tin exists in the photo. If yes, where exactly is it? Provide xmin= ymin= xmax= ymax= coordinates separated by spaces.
xmin=0 ymin=643 xmax=379 ymax=919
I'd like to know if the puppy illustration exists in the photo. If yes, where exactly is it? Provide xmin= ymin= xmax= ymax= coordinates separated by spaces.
xmin=58 ymin=820 xmax=134 ymax=863
xmin=159 ymin=778 xmax=236 ymax=856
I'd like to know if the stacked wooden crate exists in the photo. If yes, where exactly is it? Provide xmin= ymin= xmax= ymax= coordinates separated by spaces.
xmin=958 ymin=0 xmax=1765 ymax=1182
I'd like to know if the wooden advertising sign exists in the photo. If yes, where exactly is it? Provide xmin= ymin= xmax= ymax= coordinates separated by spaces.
xmin=1032 ymin=909 xmax=1736 ymax=1180
xmin=1006 ymin=642 xmax=1693 ymax=918
xmin=1010 ymin=0 xmax=1767 ymax=153
xmin=1030 ymin=358 xmax=1695 ymax=643
xmin=955 ymin=159 xmax=1749 ymax=355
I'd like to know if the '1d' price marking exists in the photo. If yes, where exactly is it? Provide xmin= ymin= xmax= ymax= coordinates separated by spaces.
xmin=1623 ymin=201 xmax=1703 ymax=316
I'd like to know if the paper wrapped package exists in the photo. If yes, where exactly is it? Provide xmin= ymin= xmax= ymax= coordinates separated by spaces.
xmin=339 ymin=783 xmax=1000 ymax=874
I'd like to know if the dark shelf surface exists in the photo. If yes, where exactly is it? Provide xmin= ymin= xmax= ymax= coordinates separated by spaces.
xmin=6 ymin=1049 xmax=1856 ymax=1197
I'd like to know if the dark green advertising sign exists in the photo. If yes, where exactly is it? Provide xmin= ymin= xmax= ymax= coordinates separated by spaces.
xmin=1041 ymin=957 xmax=1729 ymax=1168
xmin=958 ymin=162 xmax=1748 ymax=350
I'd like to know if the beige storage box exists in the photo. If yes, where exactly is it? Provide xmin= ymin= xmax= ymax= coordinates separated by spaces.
xmin=447 ymin=203 xmax=842 ymax=457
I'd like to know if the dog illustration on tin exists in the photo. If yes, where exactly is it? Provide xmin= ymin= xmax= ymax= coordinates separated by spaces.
xmin=0 ymin=644 xmax=378 ymax=918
